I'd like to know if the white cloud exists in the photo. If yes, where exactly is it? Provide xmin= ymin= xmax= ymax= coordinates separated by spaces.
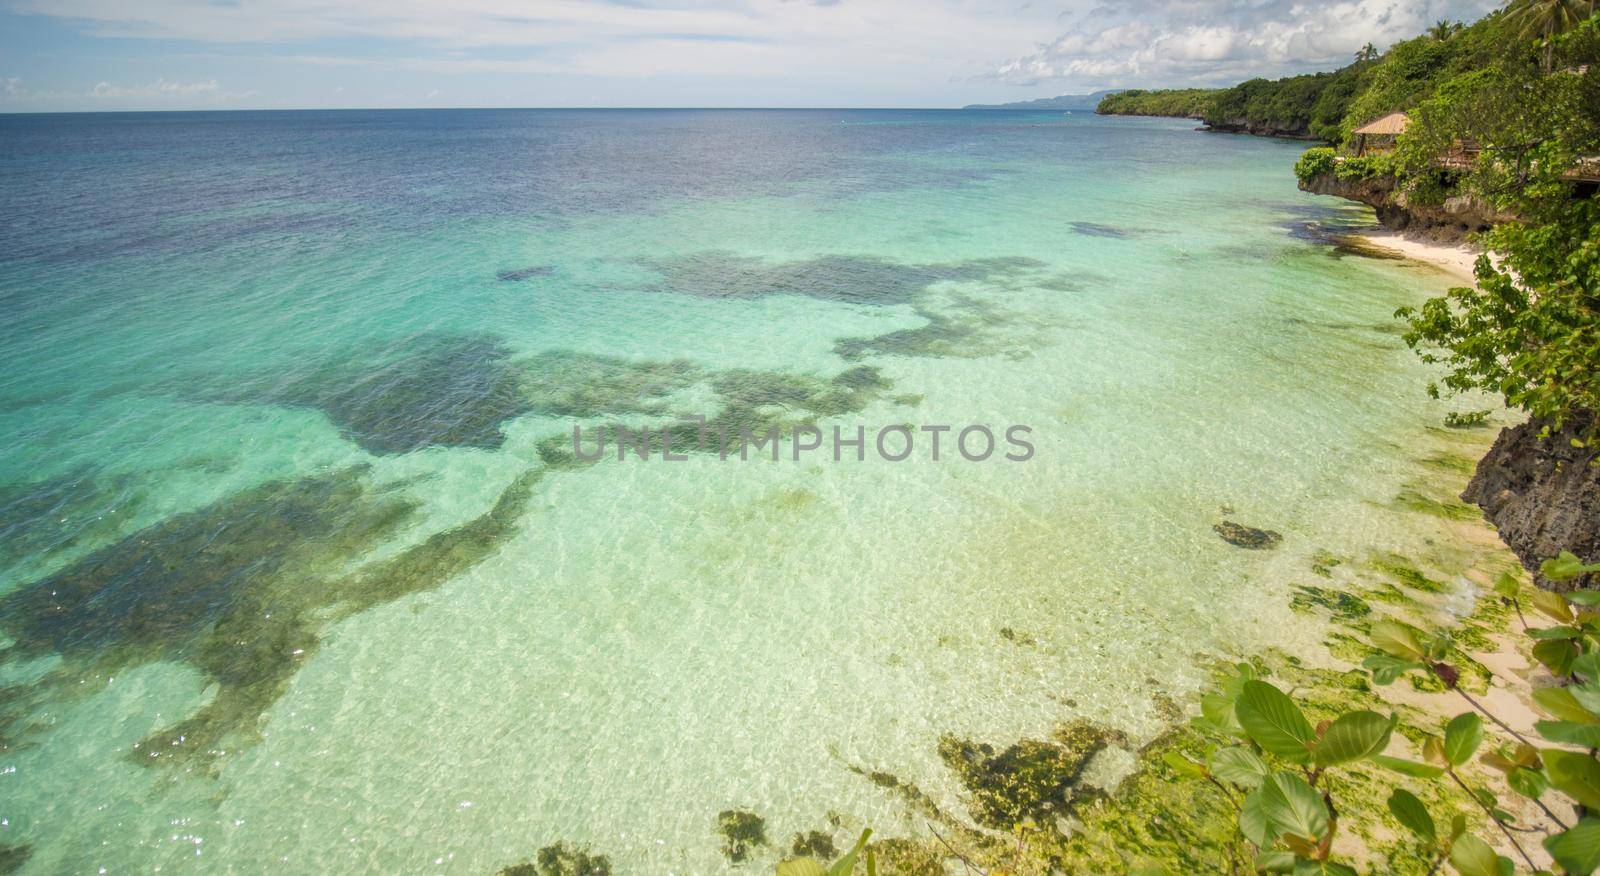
xmin=986 ymin=0 xmax=1503 ymax=87
xmin=80 ymin=77 xmax=258 ymax=103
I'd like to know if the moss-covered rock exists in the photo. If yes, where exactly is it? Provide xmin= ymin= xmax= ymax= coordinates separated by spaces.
xmin=937 ymin=718 xmax=1126 ymax=831
xmin=717 ymin=809 xmax=767 ymax=863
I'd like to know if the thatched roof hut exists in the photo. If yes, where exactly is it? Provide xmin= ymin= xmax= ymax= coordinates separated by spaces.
xmin=1353 ymin=112 xmax=1410 ymax=156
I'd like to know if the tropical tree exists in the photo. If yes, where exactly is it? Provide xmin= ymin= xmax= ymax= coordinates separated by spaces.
xmin=1504 ymin=0 xmax=1597 ymax=69
xmin=1355 ymin=42 xmax=1381 ymax=63
xmin=1429 ymin=19 xmax=1465 ymax=39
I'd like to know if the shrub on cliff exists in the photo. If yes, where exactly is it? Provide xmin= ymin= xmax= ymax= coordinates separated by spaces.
xmin=1294 ymin=147 xmax=1338 ymax=182
xmin=1396 ymin=16 xmax=1600 ymax=439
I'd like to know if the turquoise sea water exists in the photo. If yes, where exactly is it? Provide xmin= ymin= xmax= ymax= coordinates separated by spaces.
xmin=0 ymin=109 xmax=1494 ymax=872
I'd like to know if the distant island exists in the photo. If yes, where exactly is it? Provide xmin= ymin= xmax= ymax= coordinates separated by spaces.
xmin=962 ymin=90 xmax=1120 ymax=111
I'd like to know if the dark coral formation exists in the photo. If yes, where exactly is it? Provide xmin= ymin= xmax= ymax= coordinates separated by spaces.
xmin=0 ymin=845 xmax=32 ymax=876
xmin=789 ymin=830 xmax=836 ymax=860
xmin=0 ymin=466 xmax=146 ymax=569
xmin=1069 ymin=222 xmax=1147 ymax=239
xmin=1213 ymin=521 xmax=1282 ymax=549
xmin=496 ymin=841 xmax=612 ymax=875
xmin=937 ymin=719 xmax=1126 ymax=831
xmin=833 ymin=297 xmax=1025 ymax=362
xmin=201 ymin=333 xmax=531 ymax=455
xmin=637 ymin=251 xmax=1045 ymax=305
xmin=717 ymin=809 xmax=767 ymax=863
xmin=518 ymin=351 xmax=701 ymax=419
xmin=496 ymin=265 xmax=555 ymax=282
xmin=0 ymin=465 xmax=541 ymax=766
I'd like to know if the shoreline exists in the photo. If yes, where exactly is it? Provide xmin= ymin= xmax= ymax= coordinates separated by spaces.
xmin=1353 ymin=229 xmax=1482 ymax=282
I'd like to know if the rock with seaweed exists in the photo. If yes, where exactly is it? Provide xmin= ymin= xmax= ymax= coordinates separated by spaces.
xmin=0 ymin=465 xmax=542 ymax=767
xmin=718 ymin=809 xmax=768 ymax=863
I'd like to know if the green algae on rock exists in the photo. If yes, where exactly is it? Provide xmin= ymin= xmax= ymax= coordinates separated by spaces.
xmin=495 ymin=841 xmax=613 ymax=876
xmin=717 ymin=809 xmax=767 ymax=863
xmin=789 ymin=829 xmax=836 ymax=860
xmin=937 ymin=718 xmax=1128 ymax=832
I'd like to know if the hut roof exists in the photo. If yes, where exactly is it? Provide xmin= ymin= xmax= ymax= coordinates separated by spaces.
xmin=1353 ymin=112 xmax=1411 ymax=136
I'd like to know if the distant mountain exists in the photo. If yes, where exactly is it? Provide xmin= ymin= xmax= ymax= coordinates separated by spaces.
xmin=962 ymin=90 xmax=1121 ymax=111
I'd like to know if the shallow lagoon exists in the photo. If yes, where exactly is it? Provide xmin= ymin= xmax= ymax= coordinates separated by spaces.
xmin=0 ymin=109 xmax=1497 ymax=872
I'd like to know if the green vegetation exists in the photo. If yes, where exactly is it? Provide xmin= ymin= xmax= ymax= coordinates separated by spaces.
xmin=1393 ymin=15 xmax=1599 ymax=438
xmin=1095 ymin=88 xmax=1220 ymax=118
xmin=1277 ymin=4 xmax=1598 ymax=439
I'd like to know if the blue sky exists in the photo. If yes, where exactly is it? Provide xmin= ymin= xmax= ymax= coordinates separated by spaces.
xmin=0 ymin=0 xmax=1502 ymax=111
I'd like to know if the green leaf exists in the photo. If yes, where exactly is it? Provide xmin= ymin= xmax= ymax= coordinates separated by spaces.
xmin=1239 ymin=789 xmax=1273 ymax=847
xmin=1387 ymin=788 xmax=1436 ymax=842
xmin=1364 ymin=654 xmax=1427 ymax=685
xmin=1255 ymin=850 xmax=1294 ymax=873
xmin=1573 ymin=653 xmax=1600 ymax=683
xmin=1370 ymin=619 xmax=1427 ymax=661
xmin=1201 ymin=692 xmax=1243 ymax=736
xmin=1163 ymin=751 xmax=1208 ymax=779
xmin=1236 ymin=681 xmax=1316 ymax=764
xmin=1533 ymin=686 xmax=1600 ymax=723
xmin=1444 ymin=713 xmax=1484 ymax=766
xmin=1493 ymin=571 xmax=1521 ymax=598
xmin=1546 ymin=818 xmax=1600 ymax=875
xmin=1315 ymin=711 xmax=1396 ymax=766
xmin=1549 ymin=750 xmax=1600 ymax=810
xmin=1258 ymin=771 xmax=1329 ymax=845
xmin=1567 ymin=591 xmax=1600 ymax=607
xmin=1210 ymin=746 xmax=1269 ymax=788
xmin=1543 ymin=551 xmax=1600 ymax=583
xmin=1530 ymin=625 xmax=1583 ymax=640
xmin=1449 ymin=834 xmax=1511 ymax=876
xmin=1508 ymin=766 xmax=1550 ymax=800
xmin=1538 ymin=720 xmax=1600 ymax=747
xmin=1371 ymin=754 xmax=1446 ymax=778
xmin=777 ymin=860 xmax=828 ymax=876
xmin=1532 ymin=588 xmax=1577 ymax=622
xmin=1293 ymin=860 xmax=1357 ymax=876
xmin=826 ymin=829 xmax=871 ymax=876
xmin=1533 ymin=638 xmax=1580 ymax=676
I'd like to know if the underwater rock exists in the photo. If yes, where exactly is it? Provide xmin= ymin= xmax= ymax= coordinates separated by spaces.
xmin=1069 ymin=222 xmax=1144 ymax=239
xmin=0 ymin=466 xmax=146 ymax=568
xmin=998 ymin=627 xmax=1036 ymax=646
xmin=496 ymin=265 xmax=556 ymax=282
xmin=496 ymin=841 xmax=612 ymax=876
xmin=717 ymin=809 xmax=768 ymax=863
xmin=0 ymin=465 xmax=541 ymax=766
xmin=1212 ymin=521 xmax=1282 ymax=549
xmin=937 ymin=718 xmax=1126 ymax=831
xmin=210 ymin=333 xmax=530 ymax=455
xmin=519 ymin=351 xmax=701 ymax=419
xmin=638 ymin=251 xmax=1045 ymax=305
xmin=0 ymin=844 xmax=31 ymax=875
xmin=789 ymin=830 xmax=836 ymax=859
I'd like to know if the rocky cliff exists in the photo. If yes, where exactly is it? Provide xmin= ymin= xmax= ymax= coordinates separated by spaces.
xmin=1297 ymin=171 xmax=1514 ymax=242
xmin=1202 ymin=118 xmax=1315 ymax=140
xmin=1463 ymin=415 xmax=1600 ymax=587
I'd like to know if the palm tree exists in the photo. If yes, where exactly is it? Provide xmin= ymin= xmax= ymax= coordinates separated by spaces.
xmin=1504 ymin=0 xmax=1597 ymax=70
xmin=1354 ymin=42 xmax=1380 ymax=63
xmin=1427 ymin=19 xmax=1463 ymax=39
